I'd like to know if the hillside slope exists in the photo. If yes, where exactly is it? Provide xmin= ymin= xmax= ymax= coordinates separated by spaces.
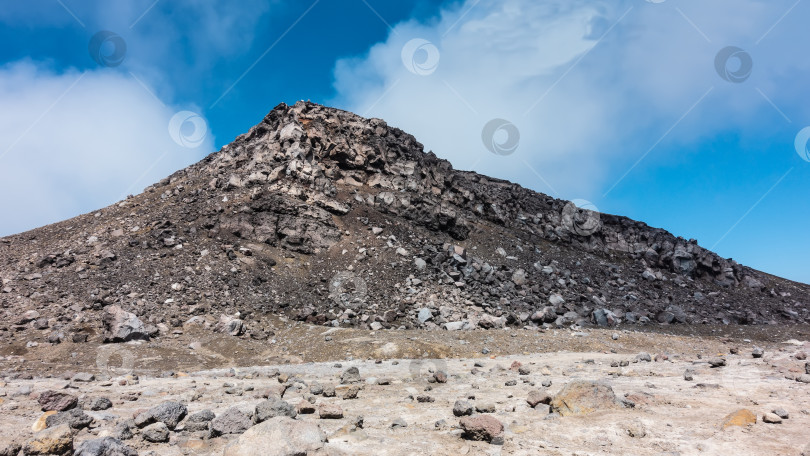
xmin=1 ymin=101 xmax=807 ymax=346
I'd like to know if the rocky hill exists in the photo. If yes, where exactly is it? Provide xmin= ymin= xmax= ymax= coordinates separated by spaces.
xmin=1 ymin=101 xmax=808 ymax=347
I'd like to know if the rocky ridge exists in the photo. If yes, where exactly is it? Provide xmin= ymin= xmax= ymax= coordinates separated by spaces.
xmin=1 ymin=101 xmax=808 ymax=350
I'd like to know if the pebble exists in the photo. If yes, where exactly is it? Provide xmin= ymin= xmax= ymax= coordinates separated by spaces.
xmin=762 ymin=412 xmax=783 ymax=424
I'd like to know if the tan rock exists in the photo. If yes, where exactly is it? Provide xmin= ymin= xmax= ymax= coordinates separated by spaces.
xmin=550 ymin=381 xmax=620 ymax=416
xmin=23 ymin=424 xmax=73 ymax=455
xmin=224 ymin=417 xmax=326 ymax=456
xmin=762 ymin=412 xmax=783 ymax=424
xmin=721 ymin=409 xmax=757 ymax=429
xmin=31 ymin=411 xmax=57 ymax=432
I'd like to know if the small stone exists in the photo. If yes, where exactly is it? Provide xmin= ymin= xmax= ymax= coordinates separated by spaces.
xmin=526 ymin=390 xmax=552 ymax=408
xmin=296 ymin=400 xmax=316 ymax=415
xmin=318 ymin=403 xmax=343 ymax=419
xmin=762 ymin=412 xmax=783 ymax=424
xmin=772 ymin=408 xmax=789 ymax=420
xmin=708 ymin=357 xmax=726 ymax=368
xmin=112 ymin=421 xmax=134 ymax=440
xmin=83 ymin=397 xmax=113 ymax=411
xmin=391 ymin=418 xmax=408 ymax=428
xmin=752 ymin=347 xmax=764 ymax=358
xmin=32 ymin=411 xmax=57 ymax=432
xmin=340 ymin=367 xmax=362 ymax=384
xmin=475 ymin=403 xmax=496 ymax=413
xmin=684 ymin=369 xmax=695 ymax=381
xmin=636 ymin=353 xmax=652 ymax=363
xmin=626 ymin=421 xmax=647 ymax=438
xmin=453 ymin=400 xmax=474 ymax=417
xmin=142 ymin=422 xmax=170 ymax=443
xmin=72 ymin=372 xmax=95 ymax=382
xmin=433 ymin=371 xmax=447 ymax=383
xmin=343 ymin=385 xmax=361 ymax=400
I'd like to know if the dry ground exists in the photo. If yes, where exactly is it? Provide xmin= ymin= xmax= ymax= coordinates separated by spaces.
xmin=1 ymin=323 xmax=809 ymax=455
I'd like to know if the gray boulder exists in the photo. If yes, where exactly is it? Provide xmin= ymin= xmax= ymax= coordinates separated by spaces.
xmin=211 ymin=408 xmax=252 ymax=436
xmin=141 ymin=422 xmax=169 ymax=443
xmin=102 ymin=305 xmax=149 ymax=342
xmin=73 ymin=437 xmax=137 ymax=456
xmin=255 ymin=398 xmax=297 ymax=422
xmin=453 ymin=400 xmax=474 ymax=417
xmin=46 ymin=409 xmax=93 ymax=430
xmin=145 ymin=401 xmax=187 ymax=429
xmin=340 ymin=366 xmax=362 ymax=384
xmin=223 ymin=417 xmax=326 ymax=456
xmin=184 ymin=409 xmax=215 ymax=432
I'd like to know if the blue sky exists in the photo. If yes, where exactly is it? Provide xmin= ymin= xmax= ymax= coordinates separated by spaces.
xmin=0 ymin=0 xmax=808 ymax=284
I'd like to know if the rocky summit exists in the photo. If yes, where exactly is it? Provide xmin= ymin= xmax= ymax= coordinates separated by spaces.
xmin=1 ymin=101 xmax=809 ymax=348
xmin=1 ymin=102 xmax=809 ymax=455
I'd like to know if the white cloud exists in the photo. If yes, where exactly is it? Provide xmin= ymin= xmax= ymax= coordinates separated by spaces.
xmin=0 ymin=60 xmax=213 ymax=236
xmin=331 ymin=0 xmax=810 ymax=202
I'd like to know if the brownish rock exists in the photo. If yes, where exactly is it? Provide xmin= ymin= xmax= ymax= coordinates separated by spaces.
xmin=550 ymin=381 xmax=620 ymax=416
xmin=318 ymin=403 xmax=343 ymax=419
xmin=37 ymin=390 xmax=77 ymax=412
xmin=526 ymin=390 xmax=551 ymax=408
xmin=459 ymin=415 xmax=504 ymax=442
